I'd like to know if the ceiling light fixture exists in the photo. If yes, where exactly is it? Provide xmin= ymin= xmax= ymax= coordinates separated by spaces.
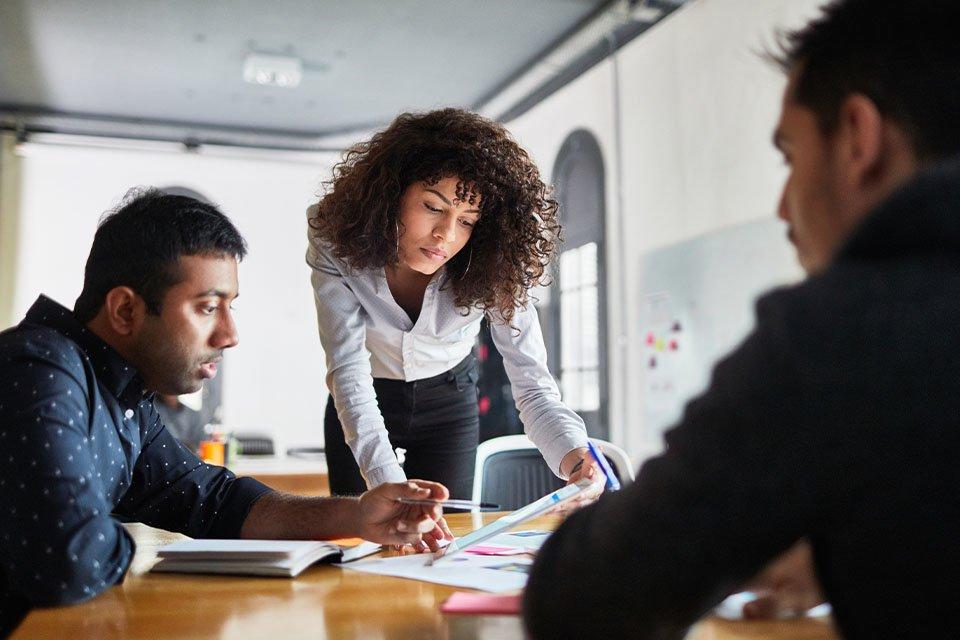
xmin=631 ymin=5 xmax=664 ymax=22
xmin=243 ymin=53 xmax=303 ymax=89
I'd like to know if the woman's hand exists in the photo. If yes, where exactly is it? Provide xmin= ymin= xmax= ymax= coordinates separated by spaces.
xmin=555 ymin=448 xmax=605 ymax=514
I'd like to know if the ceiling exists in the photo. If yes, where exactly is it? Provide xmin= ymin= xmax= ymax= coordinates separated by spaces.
xmin=0 ymin=1 xmax=613 ymax=136
xmin=0 ymin=0 xmax=691 ymax=149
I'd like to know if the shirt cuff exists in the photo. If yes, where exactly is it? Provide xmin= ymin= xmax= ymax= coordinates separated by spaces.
xmin=114 ymin=525 xmax=137 ymax=585
xmin=363 ymin=462 xmax=407 ymax=489
xmin=542 ymin=434 xmax=590 ymax=478
xmin=205 ymin=476 xmax=275 ymax=539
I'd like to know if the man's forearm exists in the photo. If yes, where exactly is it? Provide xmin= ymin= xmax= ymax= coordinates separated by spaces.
xmin=239 ymin=491 xmax=362 ymax=539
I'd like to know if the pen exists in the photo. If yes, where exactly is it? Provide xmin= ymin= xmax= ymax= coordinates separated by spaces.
xmin=586 ymin=440 xmax=621 ymax=491
xmin=396 ymin=498 xmax=501 ymax=511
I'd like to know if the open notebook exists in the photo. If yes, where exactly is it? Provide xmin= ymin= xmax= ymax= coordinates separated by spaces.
xmin=151 ymin=538 xmax=382 ymax=578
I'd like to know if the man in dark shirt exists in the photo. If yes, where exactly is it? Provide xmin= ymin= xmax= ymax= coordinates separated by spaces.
xmin=0 ymin=190 xmax=450 ymax=636
xmin=524 ymin=1 xmax=960 ymax=638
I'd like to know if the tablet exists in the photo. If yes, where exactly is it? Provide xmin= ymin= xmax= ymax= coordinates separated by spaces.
xmin=430 ymin=479 xmax=597 ymax=565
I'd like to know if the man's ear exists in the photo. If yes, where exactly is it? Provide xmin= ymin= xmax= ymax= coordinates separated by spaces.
xmin=102 ymin=287 xmax=145 ymax=336
xmin=835 ymin=93 xmax=885 ymax=190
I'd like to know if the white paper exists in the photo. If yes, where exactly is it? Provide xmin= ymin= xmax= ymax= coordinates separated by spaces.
xmin=487 ymin=530 xmax=551 ymax=551
xmin=342 ymin=552 xmax=532 ymax=592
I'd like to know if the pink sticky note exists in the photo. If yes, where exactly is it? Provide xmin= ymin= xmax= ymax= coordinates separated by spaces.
xmin=440 ymin=592 xmax=521 ymax=615
xmin=464 ymin=545 xmax=526 ymax=556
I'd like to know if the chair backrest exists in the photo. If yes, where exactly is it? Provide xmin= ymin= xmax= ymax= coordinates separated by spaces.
xmin=472 ymin=435 xmax=634 ymax=510
xmin=595 ymin=439 xmax=635 ymax=484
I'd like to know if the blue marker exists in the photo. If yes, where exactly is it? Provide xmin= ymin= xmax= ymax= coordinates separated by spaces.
xmin=586 ymin=440 xmax=621 ymax=491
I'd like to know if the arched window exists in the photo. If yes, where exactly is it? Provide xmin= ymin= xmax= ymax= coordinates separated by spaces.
xmin=548 ymin=130 xmax=608 ymax=438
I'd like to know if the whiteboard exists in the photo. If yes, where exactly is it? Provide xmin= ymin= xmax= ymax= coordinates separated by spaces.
xmin=636 ymin=218 xmax=802 ymax=440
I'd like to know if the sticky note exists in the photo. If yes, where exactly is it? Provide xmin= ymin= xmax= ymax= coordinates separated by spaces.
xmin=464 ymin=545 xmax=527 ymax=556
xmin=440 ymin=592 xmax=522 ymax=615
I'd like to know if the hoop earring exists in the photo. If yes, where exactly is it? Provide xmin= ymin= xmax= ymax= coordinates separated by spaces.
xmin=462 ymin=247 xmax=473 ymax=278
xmin=395 ymin=220 xmax=400 ymax=257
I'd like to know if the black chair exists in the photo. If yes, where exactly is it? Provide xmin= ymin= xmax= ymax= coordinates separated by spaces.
xmin=472 ymin=435 xmax=633 ymax=511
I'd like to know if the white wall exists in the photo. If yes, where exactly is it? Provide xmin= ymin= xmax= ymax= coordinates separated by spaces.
xmin=3 ymin=137 xmax=338 ymax=450
xmin=508 ymin=0 xmax=823 ymax=465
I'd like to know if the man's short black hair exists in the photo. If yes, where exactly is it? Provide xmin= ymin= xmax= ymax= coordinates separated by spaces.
xmin=771 ymin=0 xmax=960 ymax=162
xmin=74 ymin=189 xmax=247 ymax=323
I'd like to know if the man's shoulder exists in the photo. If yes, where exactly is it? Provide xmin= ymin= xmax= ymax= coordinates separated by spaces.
xmin=755 ymin=263 xmax=881 ymax=330
xmin=0 ymin=322 xmax=89 ymax=373
xmin=757 ymin=254 xmax=948 ymax=320
xmin=0 ymin=323 xmax=95 ymax=417
xmin=751 ymin=261 xmax=923 ymax=379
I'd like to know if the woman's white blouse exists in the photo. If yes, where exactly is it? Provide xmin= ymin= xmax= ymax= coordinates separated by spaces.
xmin=306 ymin=231 xmax=588 ymax=489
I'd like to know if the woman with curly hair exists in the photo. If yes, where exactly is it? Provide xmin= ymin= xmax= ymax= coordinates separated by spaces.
xmin=306 ymin=108 xmax=600 ymax=520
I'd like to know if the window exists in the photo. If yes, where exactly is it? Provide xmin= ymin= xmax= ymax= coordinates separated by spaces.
xmin=545 ymin=130 xmax=608 ymax=437
xmin=559 ymin=242 xmax=600 ymax=411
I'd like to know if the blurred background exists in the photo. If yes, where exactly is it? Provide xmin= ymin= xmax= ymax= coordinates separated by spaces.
xmin=0 ymin=0 xmax=821 ymax=468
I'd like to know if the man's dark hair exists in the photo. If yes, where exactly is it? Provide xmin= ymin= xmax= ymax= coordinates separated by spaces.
xmin=73 ymin=188 xmax=247 ymax=323
xmin=770 ymin=0 xmax=960 ymax=162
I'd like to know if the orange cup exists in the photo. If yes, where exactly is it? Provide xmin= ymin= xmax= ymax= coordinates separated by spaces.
xmin=198 ymin=439 xmax=225 ymax=466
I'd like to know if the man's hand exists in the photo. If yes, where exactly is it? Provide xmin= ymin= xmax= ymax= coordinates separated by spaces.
xmin=392 ymin=515 xmax=454 ymax=554
xmin=742 ymin=539 xmax=825 ymax=618
xmin=357 ymin=480 xmax=452 ymax=548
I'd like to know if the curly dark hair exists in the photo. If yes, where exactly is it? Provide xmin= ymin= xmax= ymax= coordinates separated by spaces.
xmin=308 ymin=108 xmax=560 ymax=324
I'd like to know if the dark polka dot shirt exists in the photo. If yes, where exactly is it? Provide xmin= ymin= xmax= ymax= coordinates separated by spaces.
xmin=0 ymin=296 xmax=272 ymax=632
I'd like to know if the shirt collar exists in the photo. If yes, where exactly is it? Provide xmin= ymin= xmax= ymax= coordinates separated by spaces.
xmin=23 ymin=295 xmax=146 ymax=399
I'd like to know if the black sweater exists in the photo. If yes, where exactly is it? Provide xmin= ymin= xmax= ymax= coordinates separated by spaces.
xmin=524 ymin=157 xmax=960 ymax=639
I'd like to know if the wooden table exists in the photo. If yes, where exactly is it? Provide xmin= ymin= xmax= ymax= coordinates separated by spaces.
xmin=12 ymin=514 xmax=839 ymax=640
xmin=230 ymin=455 xmax=330 ymax=497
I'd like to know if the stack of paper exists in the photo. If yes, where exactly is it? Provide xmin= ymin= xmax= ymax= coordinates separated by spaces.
xmin=151 ymin=539 xmax=381 ymax=578
xmin=345 ymin=484 xmax=575 ymax=592
xmin=341 ymin=531 xmax=553 ymax=591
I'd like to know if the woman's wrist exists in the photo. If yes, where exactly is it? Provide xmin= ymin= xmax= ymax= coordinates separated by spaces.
xmin=560 ymin=447 xmax=589 ymax=478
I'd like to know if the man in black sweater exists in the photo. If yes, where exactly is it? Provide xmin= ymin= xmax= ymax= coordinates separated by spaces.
xmin=524 ymin=1 xmax=960 ymax=638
